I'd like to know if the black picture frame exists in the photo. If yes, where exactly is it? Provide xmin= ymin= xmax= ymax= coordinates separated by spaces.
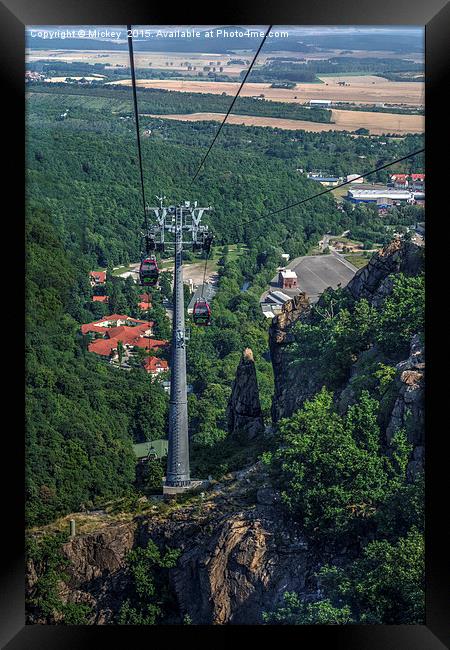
xmin=4 ymin=0 xmax=449 ymax=646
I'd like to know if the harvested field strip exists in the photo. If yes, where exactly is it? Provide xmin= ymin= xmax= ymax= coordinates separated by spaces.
xmin=143 ymin=110 xmax=424 ymax=135
xmin=108 ymin=78 xmax=423 ymax=107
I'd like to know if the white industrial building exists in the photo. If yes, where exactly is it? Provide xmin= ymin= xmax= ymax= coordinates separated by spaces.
xmin=347 ymin=188 xmax=425 ymax=205
xmin=309 ymin=99 xmax=332 ymax=107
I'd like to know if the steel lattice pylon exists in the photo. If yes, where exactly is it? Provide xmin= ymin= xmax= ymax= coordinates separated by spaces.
xmin=146 ymin=200 xmax=211 ymax=493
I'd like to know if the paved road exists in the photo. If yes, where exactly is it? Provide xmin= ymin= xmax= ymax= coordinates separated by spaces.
xmin=264 ymin=254 xmax=358 ymax=304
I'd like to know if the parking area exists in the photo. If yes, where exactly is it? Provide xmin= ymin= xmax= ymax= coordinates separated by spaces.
xmin=292 ymin=254 xmax=357 ymax=301
xmin=265 ymin=253 xmax=358 ymax=305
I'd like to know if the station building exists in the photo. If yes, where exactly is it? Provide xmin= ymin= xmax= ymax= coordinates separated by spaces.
xmin=279 ymin=269 xmax=298 ymax=289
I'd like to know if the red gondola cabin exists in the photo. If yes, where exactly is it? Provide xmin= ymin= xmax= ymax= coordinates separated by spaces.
xmin=139 ymin=256 xmax=159 ymax=287
xmin=193 ymin=299 xmax=211 ymax=326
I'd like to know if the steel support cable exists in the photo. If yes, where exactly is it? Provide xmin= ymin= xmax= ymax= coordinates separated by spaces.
xmin=200 ymin=248 xmax=210 ymax=299
xmin=127 ymin=25 xmax=149 ymax=243
xmin=235 ymin=147 xmax=425 ymax=236
xmin=189 ymin=25 xmax=273 ymax=187
xmin=127 ymin=26 xmax=154 ymax=378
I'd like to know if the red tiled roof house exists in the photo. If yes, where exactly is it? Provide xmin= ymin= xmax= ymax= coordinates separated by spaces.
xmin=143 ymin=356 xmax=169 ymax=376
xmin=89 ymin=271 xmax=106 ymax=286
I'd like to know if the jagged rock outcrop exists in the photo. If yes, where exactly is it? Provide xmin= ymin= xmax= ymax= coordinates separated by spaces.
xmin=227 ymin=348 xmax=264 ymax=439
xmin=27 ymin=466 xmax=318 ymax=625
xmin=269 ymin=293 xmax=312 ymax=423
xmin=386 ymin=334 xmax=425 ymax=479
xmin=269 ymin=240 xmax=425 ymax=423
xmin=346 ymin=238 xmax=424 ymax=306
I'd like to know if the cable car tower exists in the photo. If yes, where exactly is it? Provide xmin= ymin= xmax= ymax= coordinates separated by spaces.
xmin=147 ymin=199 xmax=211 ymax=494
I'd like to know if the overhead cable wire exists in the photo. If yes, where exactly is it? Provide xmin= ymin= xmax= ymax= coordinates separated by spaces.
xmin=127 ymin=25 xmax=149 ymax=235
xmin=189 ymin=25 xmax=273 ymax=187
xmin=236 ymin=147 xmax=425 ymax=232
xmin=200 ymin=248 xmax=210 ymax=299
xmin=127 ymin=26 xmax=154 ymax=376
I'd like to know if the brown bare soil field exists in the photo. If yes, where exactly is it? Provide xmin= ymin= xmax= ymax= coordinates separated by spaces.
xmin=109 ymin=77 xmax=423 ymax=106
xmin=143 ymin=110 xmax=424 ymax=135
xmin=331 ymin=109 xmax=423 ymax=134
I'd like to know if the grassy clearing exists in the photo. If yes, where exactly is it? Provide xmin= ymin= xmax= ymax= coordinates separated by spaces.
xmin=344 ymin=254 xmax=370 ymax=269
xmin=331 ymin=186 xmax=349 ymax=202
xmin=330 ymin=236 xmax=364 ymax=246
xmin=308 ymin=245 xmax=326 ymax=256
xmin=111 ymin=265 xmax=131 ymax=276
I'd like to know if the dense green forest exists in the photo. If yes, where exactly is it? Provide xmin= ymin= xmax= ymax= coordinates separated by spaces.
xmin=26 ymin=78 xmax=424 ymax=624
xmin=26 ymin=86 xmax=424 ymax=263
xmin=242 ymin=57 xmax=423 ymax=83
xmin=27 ymin=83 xmax=333 ymax=122
xmin=25 ymin=84 xmax=341 ymax=525
xmin=26 ymin=84 xmax=424 ymax=525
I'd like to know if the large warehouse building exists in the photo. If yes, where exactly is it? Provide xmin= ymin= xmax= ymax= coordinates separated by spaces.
xmin=347 ymin=187 xmax=425 ymax=206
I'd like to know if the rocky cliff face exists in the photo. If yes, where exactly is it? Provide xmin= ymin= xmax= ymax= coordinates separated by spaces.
xmin=269 ymin=240 xmax=425 ymax=423
xmin=269 ymin=293 xmax=312 ymax=423
xmin=346 ymin=238 xmax=424 ymax=306
xmin=268 ymin=239 xmax=425 ymax=477
xmin=226 ymin=348 xmax=265 ymax=439
xmin=27 ymin=466 xmax=320 ymax=625
xmin=386 ymin=334 xmax=425 ymax=479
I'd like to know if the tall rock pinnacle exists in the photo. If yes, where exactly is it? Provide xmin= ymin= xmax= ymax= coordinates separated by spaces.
xmin=226 ymin=348 xmax=264 ymax=440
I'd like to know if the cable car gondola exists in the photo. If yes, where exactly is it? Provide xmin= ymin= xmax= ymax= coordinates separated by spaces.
xmin=192 ymin=299 xmax=211 ymax=326
xmin=139 ymin=256 xmax=159 ymax=287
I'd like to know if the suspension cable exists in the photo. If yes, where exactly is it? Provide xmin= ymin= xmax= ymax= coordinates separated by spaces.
xmin=236 ymin=147 xmax=425 ymax=233
xmin=189 ymin=25 xmax=273 ymax=187
xmin=200 ymin=248 xmax=210 ymax=299
xmin=127 ymin=25 xmax=149 ymax=242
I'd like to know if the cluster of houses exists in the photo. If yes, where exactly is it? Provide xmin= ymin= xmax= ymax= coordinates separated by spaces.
xmin=389 ymin=173 xmax=425 ymax=190
xmin=85 ymin=270 xmax=168 ymax=378
xmin=25 ymin=70 xmax=45 ymax=82
xmin=81 ymin=314 xmax=168 ymax=377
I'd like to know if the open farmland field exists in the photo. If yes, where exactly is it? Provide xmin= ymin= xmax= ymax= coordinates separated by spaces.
xmin=26 ymin=49 xmax=251 ymax=76
xmin=143 ymin=109 xmax=424 ymax=135
xmin=108 ymin=77 xmax=423 ymax=107
xmin=26 ymin=47 xmax=424 ymax=66
xmin=330 ymin=108 xmax=423 ymax=133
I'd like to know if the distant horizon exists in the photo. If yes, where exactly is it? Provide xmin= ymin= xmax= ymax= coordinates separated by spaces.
xmin=25 ymin=25 xmax=424 ymax=53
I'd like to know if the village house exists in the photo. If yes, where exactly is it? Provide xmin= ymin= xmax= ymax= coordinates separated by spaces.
xmin=138 ymin=292 xmax=152 ymax=311
xmin=81 ymin=314 xmax=152 ymax=336
xmin=410 ymin=173 xmax=425 ymax=190
xmin=389 ymin=173 xmax=425 ymax=190
xmin=390 ymin=173 xmax=409 ymax=188
xmin=143 ymin=356 xmax=169 ymax=377
xmin=89 ymin=271 xmax=106 ymax=286
xmin=92 ymin=295 xmax=109 ymax=303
